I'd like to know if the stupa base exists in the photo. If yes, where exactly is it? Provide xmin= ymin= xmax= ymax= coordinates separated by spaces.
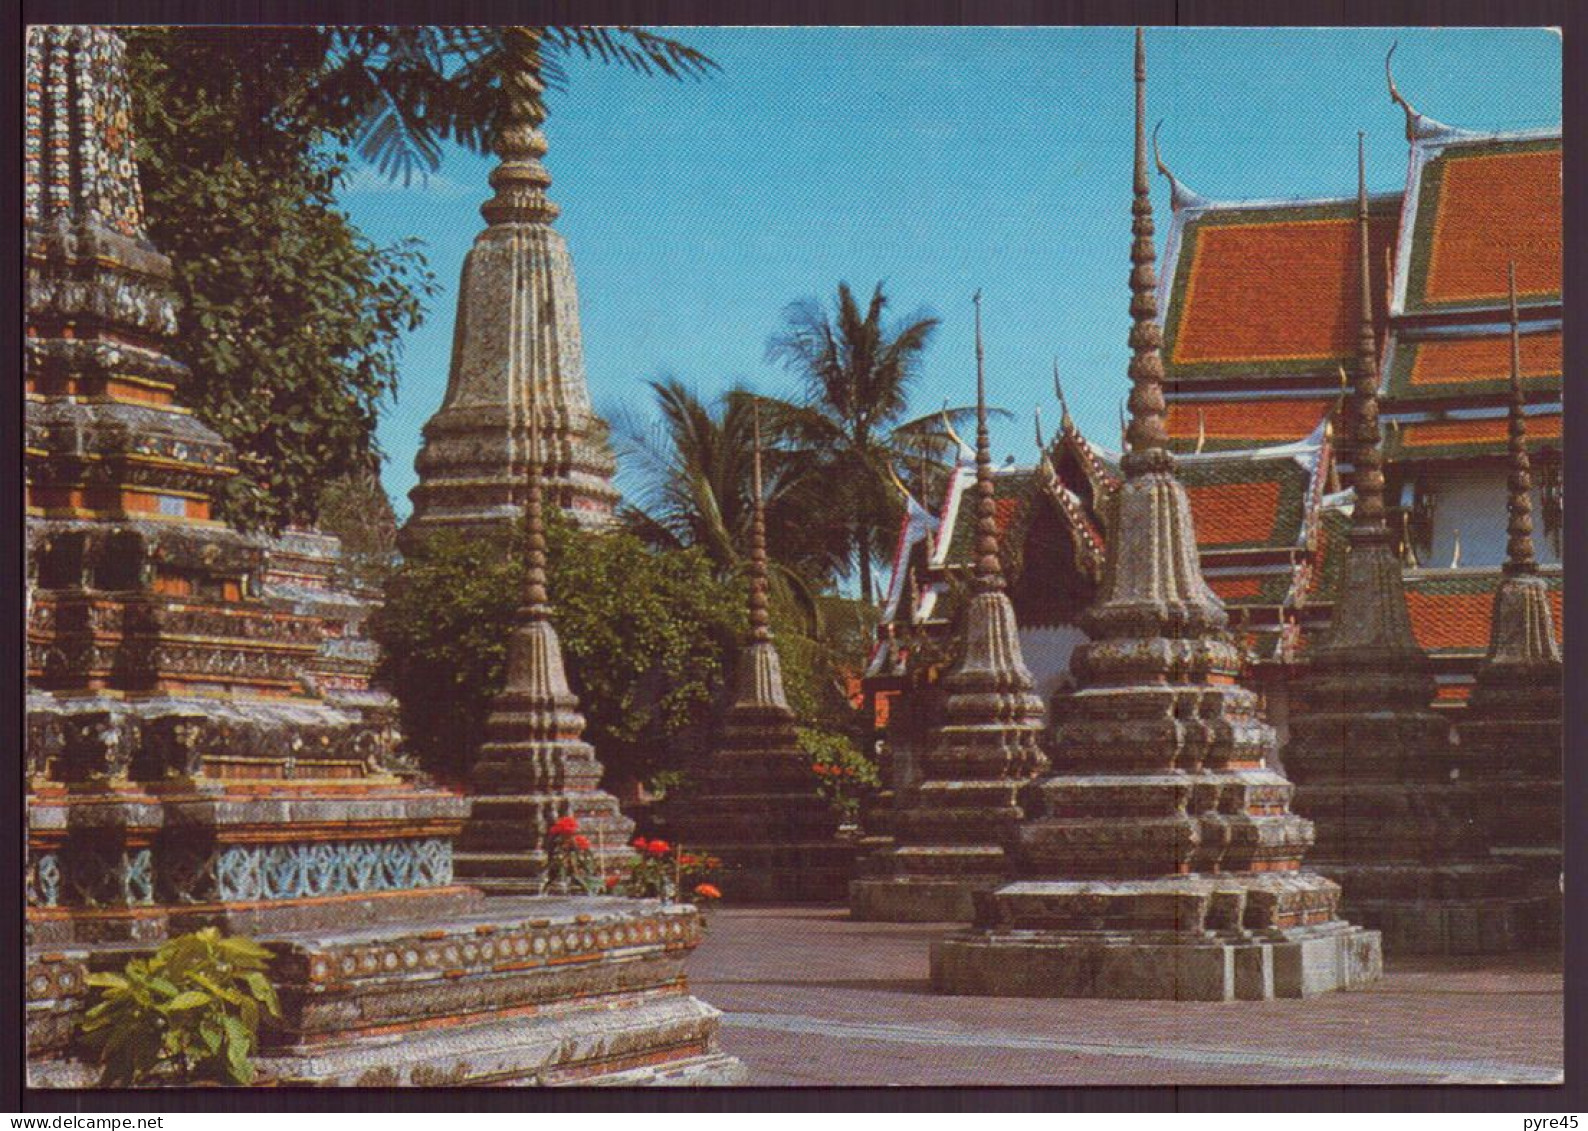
xmin=849 ymin=875 xmax=997 ymax=923
xmin=27 ymin=896 xmax=746 ymax=1088
xmin=932 ymin=923 xmax=1382 ymax=1001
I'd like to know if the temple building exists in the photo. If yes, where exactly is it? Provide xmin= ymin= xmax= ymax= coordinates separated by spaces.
xmin=400 ymin=85 xmax=620 ymax=546
xmin=25 ymin=26 xmax=741 ymax=1087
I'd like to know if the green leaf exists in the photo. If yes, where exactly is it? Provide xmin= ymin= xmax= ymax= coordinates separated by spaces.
xmin=164 ymin=990 xmax=213 ymax=1011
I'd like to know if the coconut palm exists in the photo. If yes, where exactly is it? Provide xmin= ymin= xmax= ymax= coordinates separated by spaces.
xmin=616 ymin=379 xmax=847 ymax=628
xmin=765 ymin=281 xmax=978 ymax=602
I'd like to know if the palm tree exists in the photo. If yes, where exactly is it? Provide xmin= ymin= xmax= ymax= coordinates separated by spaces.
xmin=304 ymin=27 xmax=717 ymax=185
xmin=616 ymin=379 xmax=847 ymax=628
xmin=766 ymin=281 xmax=973 ymax=602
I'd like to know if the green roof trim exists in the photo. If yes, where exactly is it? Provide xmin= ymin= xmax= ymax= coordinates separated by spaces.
xmin=1162 ymin=198 xmax=1399 ymax=384
xmin=1401 ymin=136 xmax=1562 ymax=316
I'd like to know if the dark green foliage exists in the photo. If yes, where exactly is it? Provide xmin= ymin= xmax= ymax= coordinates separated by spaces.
xmin=79 ymin=929 xmax=280 ymax=1087
xmin=372 ymin=512 xmax=743 ymax=788
xmin=316 ymin=471 xmax=401 ymax=591
xmin=124 ymin=27 xmax=435 ymax=533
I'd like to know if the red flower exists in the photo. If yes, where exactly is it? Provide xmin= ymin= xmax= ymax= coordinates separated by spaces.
xmin=693 ymin=883 xmax=722 ymax=900
xmin=680 ymin=853 xmax=699 ymax=866
xmin=604 ymin=874 xmax=621 ymax=891
xmin=647 ymin=839 xmax=671 ymax=857
xmin=548 ymin=816 xmax=579 ymax=837
xmin=631 ymin=836 xmax=648 ymax=850
xmin=573 ymin=835 xmax=591 ymax=852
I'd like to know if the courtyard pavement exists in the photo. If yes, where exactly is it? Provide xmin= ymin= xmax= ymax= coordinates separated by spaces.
xmin=686 ymin=906 xmax=1564 ymax=1087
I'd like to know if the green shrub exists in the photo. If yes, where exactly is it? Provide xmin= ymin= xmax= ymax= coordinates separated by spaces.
xmin=80 ymin=929 xmax=280 ymax=1086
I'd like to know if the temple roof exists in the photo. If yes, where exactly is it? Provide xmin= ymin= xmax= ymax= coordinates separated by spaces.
xmin=1176 ymin=441 xmax=1325 ymax=554
xmin=1383 ymin=408 xmax=1561 ymax=463
xmin=1392 ymin=132 xmax=1561 ymax=318
xmin=1382 ymin=323 xmax=1562 ymax=402
xmin=1158 ymin=194 xmax=1398 ymax=387
xmin=1165 ymin=396 xmax=1335 ymax=453
xmin=1401 ymin=568 xmax=1564 ymax=657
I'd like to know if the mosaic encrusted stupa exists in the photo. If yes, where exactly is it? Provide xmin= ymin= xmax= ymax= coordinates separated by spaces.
xmin=661 ymin=409 xmax=856 ymax=901
xmin=25 ymin=29 xmax=742 ymax=1087
xmin=1452 ymin=267 xmax=1562 ymax=947
xmin=1282 ymin=140 xmax=1534 ymax=956
xmin=402 ymin=80 xmax=619 ymax=544
xmin=24 ymin=25 xmax=464 ymax=951
xmin=932 ymin=30 xmax=1382 ymax=1000
xmin=453 ymin=415 xmax=637 ymax=891
xmin=851 ymin=295 xmax=1050 ymax=922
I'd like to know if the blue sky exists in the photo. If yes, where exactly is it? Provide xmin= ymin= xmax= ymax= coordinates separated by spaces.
xmin=338 ymin=26 xmax=1562 ymax=521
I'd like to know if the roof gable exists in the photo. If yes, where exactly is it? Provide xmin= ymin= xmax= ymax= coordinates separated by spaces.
xmin=1398 ymin=135 xmax=1561 ymax=316
xmin=1161 ymin=197 xmax=1397 ymax=384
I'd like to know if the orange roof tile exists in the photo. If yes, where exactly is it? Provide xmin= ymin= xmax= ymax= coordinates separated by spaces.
xmin=1171 ymin=213 xmax=1396 ymax=367
xmin=1165 ymin=398 xmax=1332 ymax=444
xmin=1405 ymin=583 xmax=1564 ymax=654
xmin=1423 ymin=148 xmax=1561 ymax=306
xmin=1398 ymin=413 xmax=1561 ymax=451
xmin=1207 ymin=575 xmax=1265 ymax=601
xmin=1185 ymin=479 xmax=1282 ymax=547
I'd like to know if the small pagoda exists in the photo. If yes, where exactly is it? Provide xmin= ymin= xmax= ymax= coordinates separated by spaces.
xmin=453 ymin=401 xmax=636 ymax=891
xmin=402 ymin=64 xmax=619 ymax=544
xmin=1282 ymin=139 xmax=1535 ymax=955
xmin=850 ymin=295 xmax=1050 ymax=922
xmin=1454 ymin=266 xmax=1562 ymax=947
xmin=662 ymin=409 xmax=856 ymax=901
xmin=932 ymin=30 xmax=1381 ymax=1001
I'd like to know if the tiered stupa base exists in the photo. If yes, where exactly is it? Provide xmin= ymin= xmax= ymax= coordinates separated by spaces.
xmin=665 ymin=701 xmax=856 ymax=903
xmin=454 ymin=618 xmax=637 ymax=894
xmin=850 ymin=586 xmax=1047 ymax=923
xmin=932 ymin=875 xmax=1381 ymax=1001
xmin=28 ymin=896 xmax=746 ymax=1087
xmin=1289 ymin=664 xmax=1539 ymax=954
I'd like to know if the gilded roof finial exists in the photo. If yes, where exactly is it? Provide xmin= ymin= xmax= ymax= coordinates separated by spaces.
xmin=1195 ymin=407 xmax=1206 ymax=454
xmin=1152 ymin=120 xmax=1209 ymax=212
xmin=972 ymin=291 xmax=1005 ymax=593
xmin=749 ymin=401 xmax=773 ymax=641
xmin=1124 ymin=28 xmax=1172 ymax=475
xmin=940 ymin=401 xmax=973 ymax=463
xmin=1385 ymin=42 xmax=1470 ymax=144
xmin=1034 ymin=405 xmax=1045 ymax=452
xmin=1053 ymin=359 xmax=1073 ymax=428
xmin=1348 ymin=132 xmax=1388 ymax=536
xmin=1504 ymin=261 xmax=1538 ymax=577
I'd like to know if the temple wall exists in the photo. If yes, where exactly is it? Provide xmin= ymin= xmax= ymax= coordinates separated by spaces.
xmin=1418 ymin=466 xmax=1559 ymax=569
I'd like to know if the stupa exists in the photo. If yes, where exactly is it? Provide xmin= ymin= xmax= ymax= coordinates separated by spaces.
xmin=932 ymin=30 xmax=1382 ymax=1000
xmin=453 ymin=388 xmax=636 ymax=890
xmin=1282 ymin=139 xmax=1534 ymax=956
xmin=25 ymin=27 xmax=742 ymax=1086
xmin=1453 ymin=266 xmax=1562 ymax=947
xmin=661 ymin=408 xmax=856 ymax=900
xmin=850 ymin=294 xmax=1050 ymax=922
xmin=402 ymin=71 xmax=619 ymax=544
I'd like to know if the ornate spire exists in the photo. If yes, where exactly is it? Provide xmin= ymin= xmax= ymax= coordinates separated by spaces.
xmin=1504 ymin=262 xmax=1538 ymax=577
xmin=971 ymin=292 xmax=1005 ymax=593
xmin=480 ymin=52 xmax=560 ymax=226
xmin=1123 ymin=27 xmax=1172 ymax=474
xmin=748 ymin=403 xmax=774 ymax=640
xmin=1348 ymin=133 xmax=1389 ymax=538
xmin=521 ymin=403 xmax=551 ymax=621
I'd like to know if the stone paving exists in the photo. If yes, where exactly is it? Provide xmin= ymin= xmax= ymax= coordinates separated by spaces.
xmin=687 ymin=906 xmax=1563 ymax=1087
